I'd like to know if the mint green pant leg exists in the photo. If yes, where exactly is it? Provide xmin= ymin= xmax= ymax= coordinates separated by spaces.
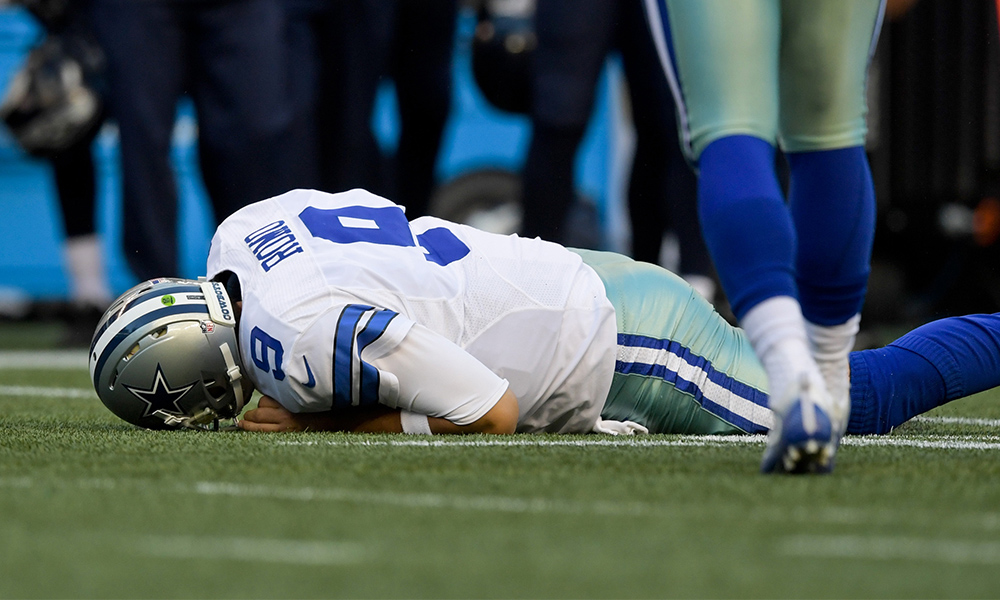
xmin=663 ymin=0 xmax=781 ymax=159
xmin=779 ymin=0 xmax=886 ymax=151
xmin=574 ymin=249 xmax=773 ymax=435
xmin=660 ymin=0 xmax=883 ymax=158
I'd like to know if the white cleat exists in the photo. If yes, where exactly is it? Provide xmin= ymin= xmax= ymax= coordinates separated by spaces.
xmin=761 ymin=373 xmax=839 ymax=474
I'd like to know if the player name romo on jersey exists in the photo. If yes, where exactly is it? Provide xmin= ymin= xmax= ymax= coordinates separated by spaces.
xmin=244 ymin=220 xmax=304 ymax=272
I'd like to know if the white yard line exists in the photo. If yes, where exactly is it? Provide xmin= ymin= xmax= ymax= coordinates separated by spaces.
xmin=780 ymin=534 xmax=1000 ymax=565
xmin=135 ymin=535 xmax=365 ymax=566
xmin=193 ymin=481 xmax=999 ymax=530
xmin=276 ymin=435 xmax=771 ymax=448
xmin=193 ymin=481 xmax=657 ymax=517
xmin=277 ymin=434 xmax=1000 ymax=451
xmin=0 ymin=477 xmax=915 ymax=523
xmin=3 ymin=477 xmax=1000 ymax=533
xmin=0 ymin=385 xmax=93 ymax=399
xmin=914 ymin=415 xmax=1000 ymax=428
xmin=0 ymin=350 xmax=89 ymax=370
xmin=0 ymin=477 xmax=33 ymax=489
xmin=0 ymin=476 xmax=668 ymax=518
xmin=846 ymin=435 xmax=1000 ymax=450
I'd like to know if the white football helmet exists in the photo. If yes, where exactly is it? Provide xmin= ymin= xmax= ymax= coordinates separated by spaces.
xmin=89 ymin=278 xmax=250 ymax=430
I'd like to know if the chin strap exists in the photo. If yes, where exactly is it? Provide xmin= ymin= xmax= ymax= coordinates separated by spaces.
xmin=219 ymin=342 xmax=246 ymax=415
xmin=152 ymin=408 xmax=233 ymax=431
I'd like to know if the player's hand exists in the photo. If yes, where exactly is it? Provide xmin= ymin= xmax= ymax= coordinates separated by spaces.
xmin=238 ymin=395 xmax=311 ymax=432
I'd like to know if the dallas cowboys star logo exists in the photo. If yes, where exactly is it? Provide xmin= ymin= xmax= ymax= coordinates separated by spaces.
xmin=124 ymin=364 xmax=196 ymax=417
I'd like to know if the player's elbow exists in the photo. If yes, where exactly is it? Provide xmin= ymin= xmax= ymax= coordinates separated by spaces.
xmin=479 ymin=388 xmax=519 ymax=434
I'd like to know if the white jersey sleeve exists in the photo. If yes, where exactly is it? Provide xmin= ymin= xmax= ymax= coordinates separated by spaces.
xmin=364 ymin=322 xmax=510 ymax=425
xmin=281 ymin=304 xmax=508 ymax=424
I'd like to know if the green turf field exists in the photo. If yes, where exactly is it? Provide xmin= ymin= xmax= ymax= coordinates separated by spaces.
xmin=3 ymin=338 xmax=1000 ymax=598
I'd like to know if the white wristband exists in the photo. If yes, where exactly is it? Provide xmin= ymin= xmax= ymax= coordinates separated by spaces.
xmin=400 ymin=410 xmax=432 ymax=435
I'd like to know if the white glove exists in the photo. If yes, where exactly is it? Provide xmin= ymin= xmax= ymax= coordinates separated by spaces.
xmin=592 ymin=418 xmax=649 ymax=435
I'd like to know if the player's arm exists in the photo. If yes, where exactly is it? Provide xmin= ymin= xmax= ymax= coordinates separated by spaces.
xmin=241 ymin=317 xmax=520 ymax=434
xmin=239 ymin=389 xmax=518 ymax=434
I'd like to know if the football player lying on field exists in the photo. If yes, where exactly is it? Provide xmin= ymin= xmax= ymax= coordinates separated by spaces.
xmin=91 ymin=189 xmax=1000 ymax=473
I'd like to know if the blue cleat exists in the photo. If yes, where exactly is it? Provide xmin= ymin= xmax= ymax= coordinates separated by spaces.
xmin=761 ymin=375 xmax=839 ymax=474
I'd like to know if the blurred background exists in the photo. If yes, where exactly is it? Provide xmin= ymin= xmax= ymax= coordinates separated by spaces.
xmin=0 ymin=0 xmax=997 ymax=346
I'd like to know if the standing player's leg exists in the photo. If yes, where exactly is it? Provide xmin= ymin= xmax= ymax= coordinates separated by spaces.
xmin=648 ymin=0 xmax=836 ymax=473
xmin=779 ymin=0 xmax=885 ymax=437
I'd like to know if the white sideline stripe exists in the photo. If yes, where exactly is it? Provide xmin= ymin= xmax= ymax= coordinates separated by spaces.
xmin=780 ymin=534 xmax=1000 ymax=565
xmin=847 ymin=436 xmax=1000 ymax=450
xmin=0 ymin=350 xmax=89 ymax=370
xmin=914 ymin=415 xmax=1000 ymax=428
xmin=0 ymin=385 xmax=93 ymax=399
xmin=276 ymin=435 xmax=770 ymax=448
xmin=0 ymin=477 xmax=32 ymax=488
xmin=276 ymin=434 xmax=1000 ymax=451
xmin=0 ymin=476 xmax=721 ymax=518
xmin=193 ymin=481 xmax=655 ymax=517
xmin=5 ymin=477 xmax=1000 ymax=530
xmin=136 ymin=535 xmax=364 ymax=566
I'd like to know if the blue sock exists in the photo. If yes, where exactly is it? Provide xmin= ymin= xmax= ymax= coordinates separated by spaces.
xmin=697 ymin=135 xmax=796 ymax=320
xmin=788 ymin=147 xmax=876 ymax=325
xmin=847 ymin=314 xmax=1000 ymax=434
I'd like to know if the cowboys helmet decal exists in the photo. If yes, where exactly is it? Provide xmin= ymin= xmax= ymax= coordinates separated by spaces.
xmin=123 ymin=363 xmax=196 ymax=418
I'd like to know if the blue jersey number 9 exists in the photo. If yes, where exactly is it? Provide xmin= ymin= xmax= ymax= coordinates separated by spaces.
xmin=249 ymin=326 xmax=285 ymax=381
xmin=298 ymin=205 xmax=469 ymax=266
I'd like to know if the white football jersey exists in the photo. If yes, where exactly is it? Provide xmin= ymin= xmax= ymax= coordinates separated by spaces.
xmin=206 ymin=188 xmax=617 ymax=433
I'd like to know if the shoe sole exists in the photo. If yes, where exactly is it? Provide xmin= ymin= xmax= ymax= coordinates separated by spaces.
xmin=760 ymin=401 xmax=837 ymax=474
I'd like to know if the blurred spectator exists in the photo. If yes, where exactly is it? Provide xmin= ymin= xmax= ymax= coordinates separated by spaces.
xmin=89 ymin=0 xmax=302 ymax=281
xmin=514 ymin=0 xmax=714 ymax=298
xmin=615 ymin=0 xmax=714 ymax=300
xmin=286 ymin=0 xmax=457 ymax=219
xmin=52 ymin=130 xmax=109 ymax=326
xmin=0 ymin=0 xmax=111 ymax=340
xmin=383 ymin=0 xmax=457 ymax=218
xmin=281 ymin=0 xmax=331 ymax=192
